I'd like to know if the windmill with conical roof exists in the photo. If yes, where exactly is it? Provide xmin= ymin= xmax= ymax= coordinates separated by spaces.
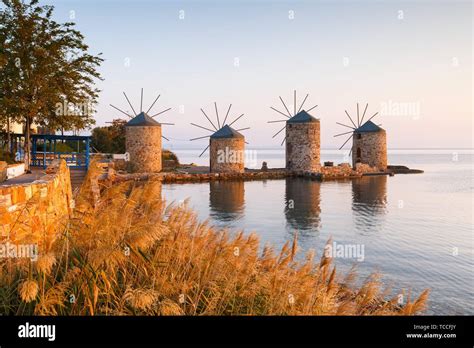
xmin=109 ymin=89 xmax=173 ymax=172
xmin=335 ymin=103 xmax=387 ymax=170
xmin=268 ymin=90 xmax=321 ymax=172
xmin=190 ymin=102 xmax=249 ymax=173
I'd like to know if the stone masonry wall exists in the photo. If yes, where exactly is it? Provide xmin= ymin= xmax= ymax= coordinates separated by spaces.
xmin=209 ymin=138 xmax=245 ymax=173
xmin=286 ymin=122 xmax=320 ymax=173
xmin=0 ymin=161 xmax=6 ymax=182
xmin=0 ymin=159 xmax=74 ymax=251
xmin=126 ymin=125 xmax=162 ymax=173
xmin=352 ymin=131 xmax=387 ymax=170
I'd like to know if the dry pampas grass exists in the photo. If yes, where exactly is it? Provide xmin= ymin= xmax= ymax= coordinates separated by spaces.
xmin=0 ymin=172 xmax=429 ymax=316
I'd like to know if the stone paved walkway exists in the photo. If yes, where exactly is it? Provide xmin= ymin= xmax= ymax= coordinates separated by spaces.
xmin=0 ymin=168 xmax=46 ymax=186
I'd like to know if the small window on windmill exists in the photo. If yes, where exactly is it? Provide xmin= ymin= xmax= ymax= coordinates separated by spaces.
xmin=357 ymin=133 xmax=362 ymax=139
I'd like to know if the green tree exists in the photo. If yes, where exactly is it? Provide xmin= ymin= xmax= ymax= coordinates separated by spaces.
xmin=91 ymin=119 xmax=126 ymax=154
xmin=0 ymin=0 xmax=103 ymax=170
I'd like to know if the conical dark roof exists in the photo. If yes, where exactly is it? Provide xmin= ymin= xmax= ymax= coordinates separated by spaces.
xmin=287 ymin=110 xmax=319 ymax=124
xmin=126 ymin=112 xmax=161 ymax=127
xmin=355 ymin=120 xmax=383 ymax=133
xmin=210 ymin=125 xmax=244 ymax=139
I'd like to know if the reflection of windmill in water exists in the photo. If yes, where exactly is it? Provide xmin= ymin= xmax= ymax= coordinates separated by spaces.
xmin=268 ymin=90 xmax=321 ymax=172
xmin=190 ymin=102 xmax=249 ymax=173
xmin=209 ymin=181 xmax=245 ymax=222
xmin=335 ymin=103 xmax=387 ymax=171
xmin=284 ymin=178 xmax=321 ymax=233
xmin=109 ymin=88 xmax=174 ymax=172
xmin=352 ymin=176 xmax=388 ymax=229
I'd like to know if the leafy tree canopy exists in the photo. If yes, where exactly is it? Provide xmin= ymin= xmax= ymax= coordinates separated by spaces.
xmin=0 ymin=0 xmax=103 ymax=167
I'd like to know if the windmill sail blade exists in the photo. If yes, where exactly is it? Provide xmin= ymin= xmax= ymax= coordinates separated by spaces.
xmin=357 ymin=102 xmax=360 ymax=127
xmin=339 ymin=134 xmax=353 ymax=150
xmin=293 ymin=90 xmax=296 ymax=116
xmin=160 ymin=122 xmax=175 ymax=125
xmin=336 ymin=122 xmax=355 ymax=130
xmin=223 ymin=104 xmax=232 ymax=126
xmin=146 ymin=94 xmax=161 ymax=114
xmin=279 ymin=96 xmax=292 ymax=117
xmin=228 ymin=113 xmax=244 ymax=127
xmin=359 ymin=103 xmax=369 ymax=125
xmin=280 ymin=136 xmax=286 ymax=146
xmin=190 ymin=135 xmax=211 ymax=141
xmin=366 ymin=112 xmax=379 ymax=123
xmin=201 ymin=108 xmax=218 ymax=130
xmin=297 ymin=94 xmax=309 ymax=113
xmin=334 ymin=130 xmax=354 ymax=137
xmin=214 ymin=102 xmax=220 ymax=129
xmin=151 ymin=108 xmax=172 ymax=118
xmin=199 ymin=144 xmax=210 ymax=157
xmin=272 ymin=125 xmax=286 ymax=138
xmin=123 ymin=92 xmax=137 ymax=116
xmin=110 ymin=104 xmax=133 ymax=118
xmin=270 ymin=107 xmax=291 ymax=118
xmin=140 ymin=88 xmax=144 ymax=113
xmin=306 ymin=105 xmax=318 ymax=113
xmin=236 ymin=127 xmax=250 ymax=131
xmin=345 ymin=110 xmax=357 ymax=128
xmin=191 ymin=123 xmax=214 ymax=132
xmin=267 ymin=120 xmax=287 ymax=123
xmin=162 ymin=135 xmax=169 ymax=141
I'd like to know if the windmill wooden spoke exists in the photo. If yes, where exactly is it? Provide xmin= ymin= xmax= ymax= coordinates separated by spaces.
xmin=214 ymin=102 xmax=220 ymax=129
xmin=228 ymin=113 xmax=244 ymax=127
xmin=270 ymin=107 xmax=290 ymax=118
xmin=151 ymin=108 xmax=172 ymax=118
xmin=222 ymin=104 xmax=232 ymax=126
xmin=339 ymin=134 xmax=353 ymax=149
xmin=140 ymin=88 xmax=144 ymax=113
xmin=110 ymin=104 xmax=133 ymax=118
xmin=123 ymin=92 xmax=137 ymax=116
xmin=267 ymin=120 xmax=287 ymax=123
xmin=245 ymin=141 xmax=249 ymax=145
xmin=201 ymin=108 xmax=218 ymax=130
xmin=199 ymin=144 xmax=210 ymax=157
xmin=357 ymin=103 xmax=360 ymax=127
xmin=190 ymin=135 xmax=211 ymax=141
xmin=360 ymin=103 xmax=369 ymax=125
xmin=272 ymin=125 xmax=286 ymax=138
xmin=366 ymin=112 xmax=379 ymax=123
xmin=280 ymin=136 xmax=286 ymax=146
xmin=293 ymin=90 xmax=296 ymax=116
xmin=297 ymin=93 xmax=309 ymax=113
xmin=306 ymin=104 xmax=318 ymax=112
xmin=160 ymin=123 xmax=175 ymax=125
xmin=336 ymin=122 xmax=355 ymax=130
xmin=162 ymin=135 xmax=169 ymax=141
xmin=191 ymin=123 xmax=214 ymax=132
xmin=236 ymin=127 xmax=250 ymax=131
xmin=344 ymin=110 xmax=357 ymax=128
xmin=334 ymin=130 xmax=354 ymax=137
xmin=146 ymin=94 xmax=161 ymax=114
xmin=279 ymin=96 xmax=292 ymax=117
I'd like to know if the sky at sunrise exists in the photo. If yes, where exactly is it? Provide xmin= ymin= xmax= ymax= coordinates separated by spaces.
xmin=40 ymin=0 xmax=472 ymax=149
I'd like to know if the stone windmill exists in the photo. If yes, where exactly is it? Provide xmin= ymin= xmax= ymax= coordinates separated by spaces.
xmin=109 ymin=89 xmax=174 ymax=172
xmin=190 ymin=103 xmax=249 ymax=173
xmin=268 ymin=90 xmax=320 ymax=172
xmin=335 ymin=103 xmax=387 ymax=171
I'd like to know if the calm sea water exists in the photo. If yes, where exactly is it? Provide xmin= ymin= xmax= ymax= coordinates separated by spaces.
xmin=163 ymin=149 xmax=473 ymax=315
